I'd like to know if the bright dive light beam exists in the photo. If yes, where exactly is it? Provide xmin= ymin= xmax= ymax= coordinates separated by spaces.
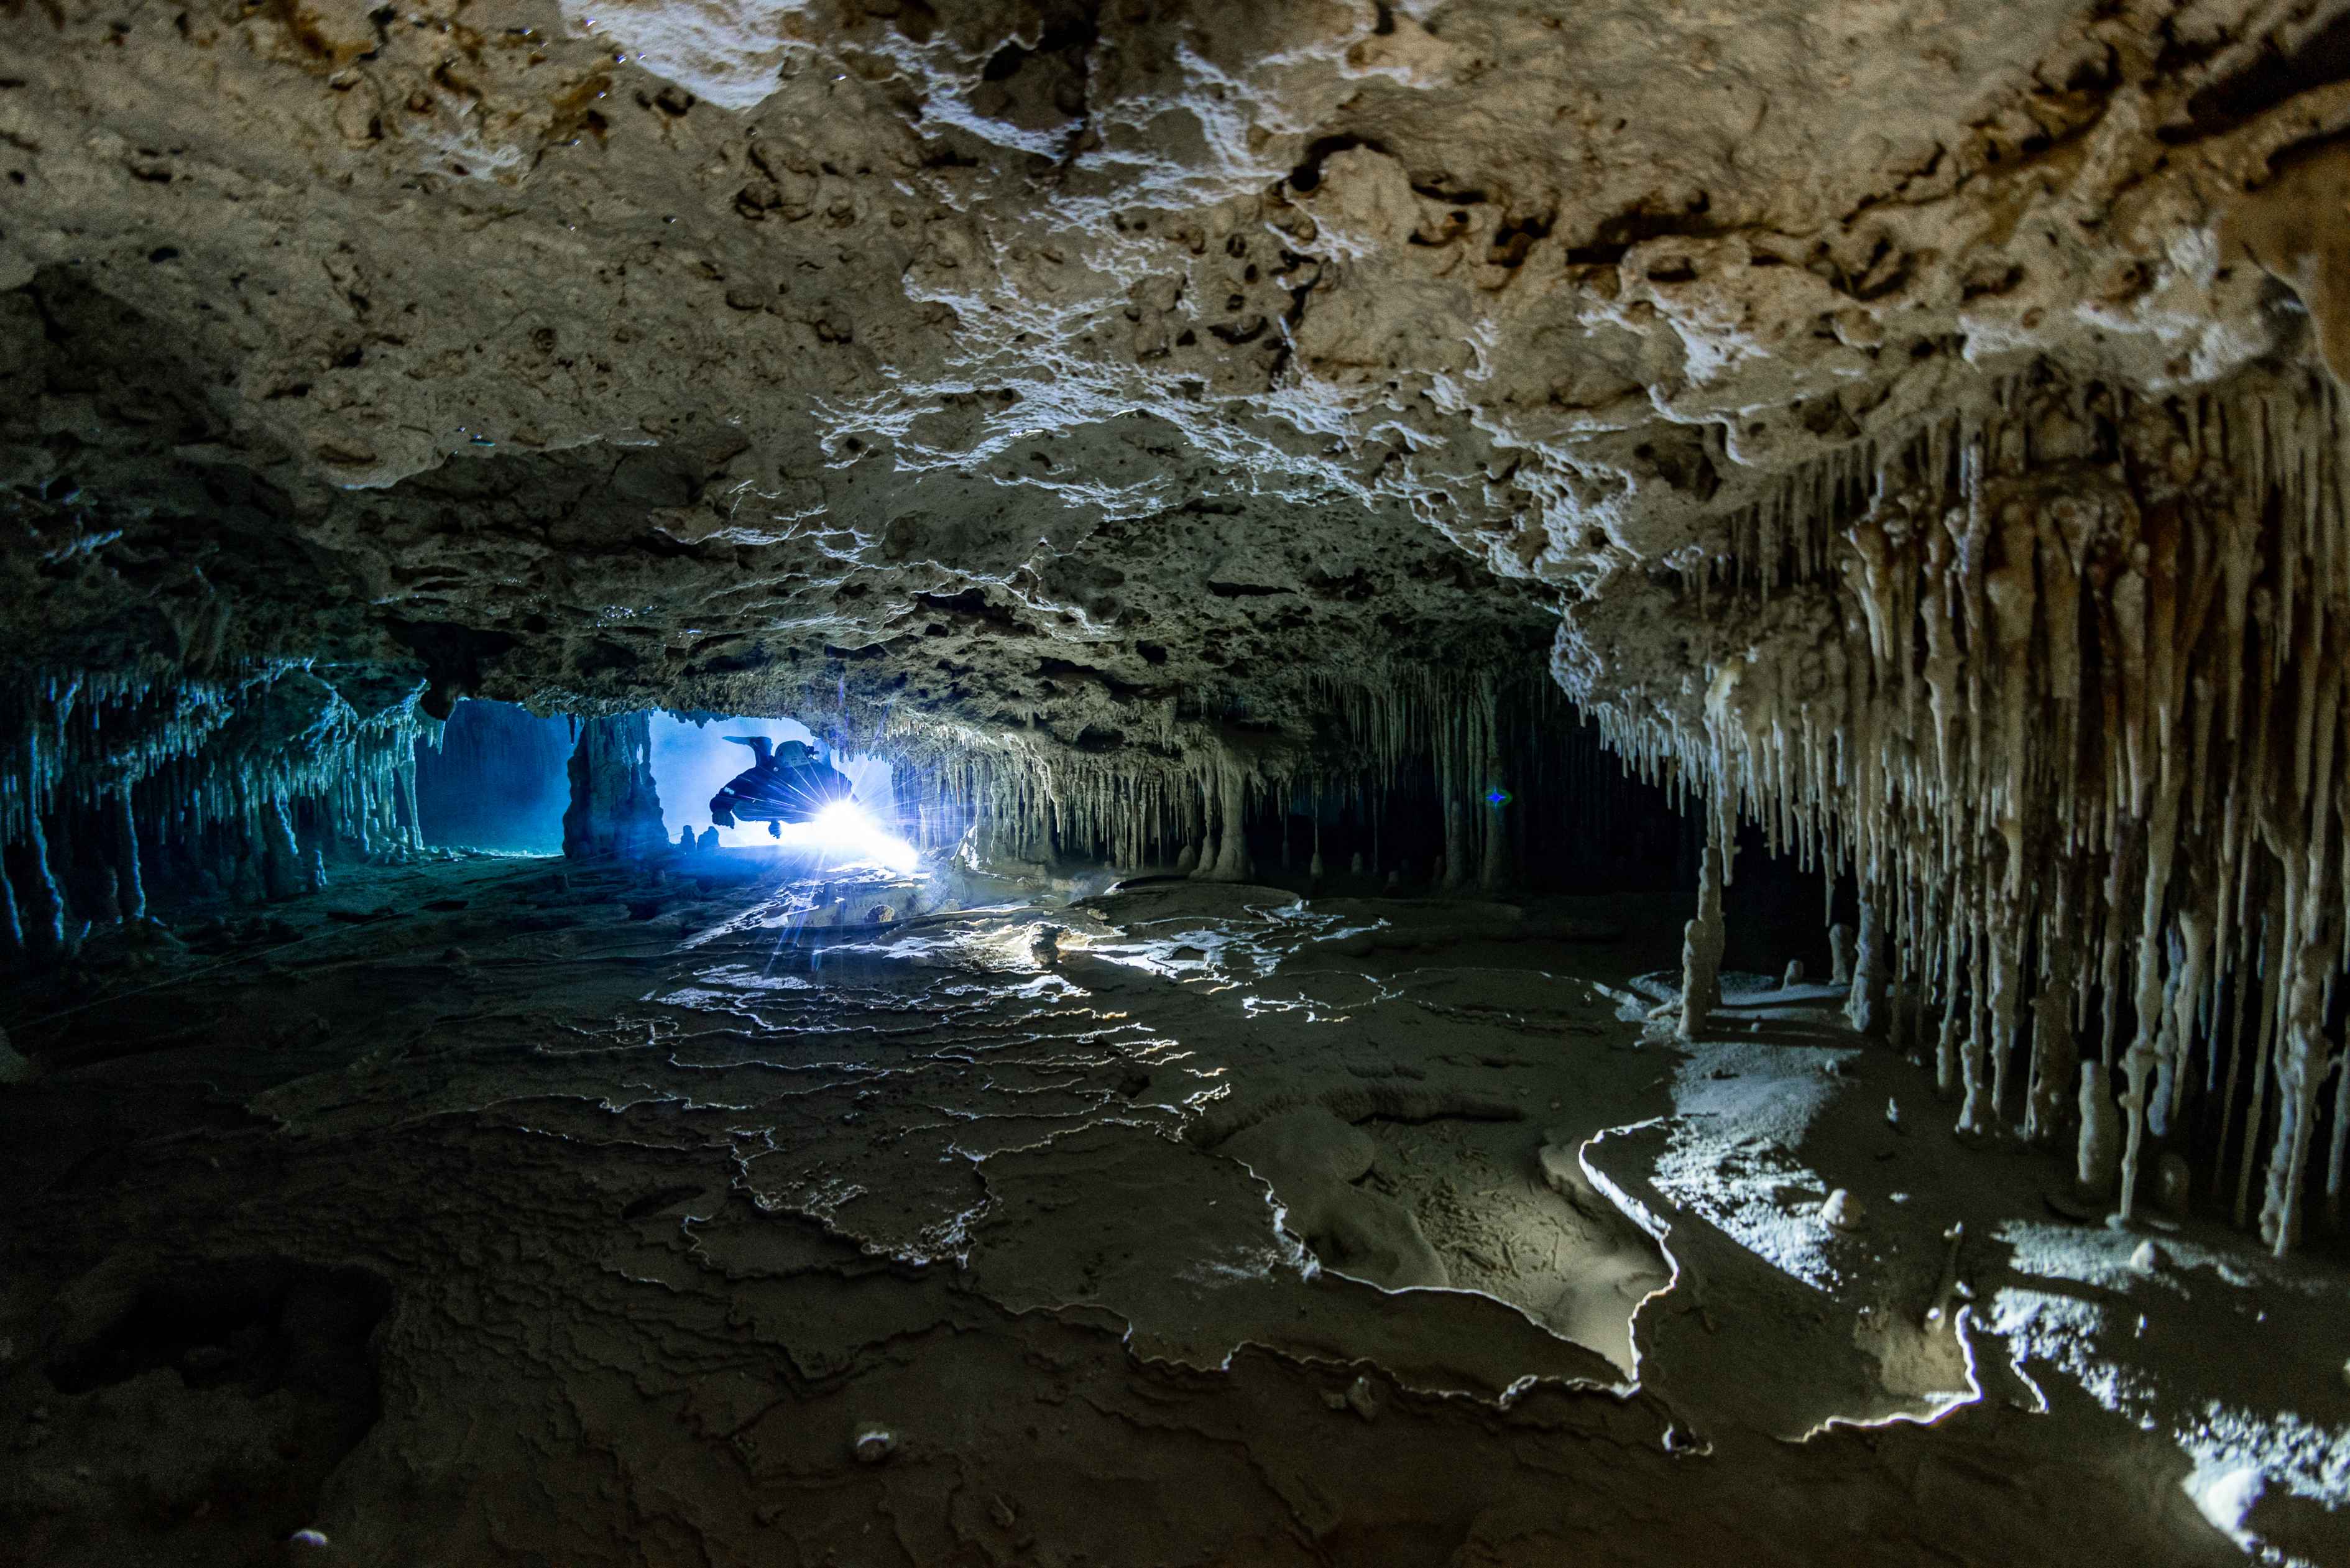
xmin=803 ymin=798 xmax=919 ymax=869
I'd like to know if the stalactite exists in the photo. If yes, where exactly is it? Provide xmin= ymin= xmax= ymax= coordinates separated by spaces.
xmin=12 ymin=733 xmax=67 ymax=961
xmin=869 ymin=663 xmax=1605 ymax=898
xmin=2079 ymin=1061 xmax=2122 ymax=1196
xmin=0 ymin=662 xmax=436 ymax=946
xmin=2027 ymin=923 xmax=2080 ymax=1145
xmin=1847 ymin=896 xmax=1887 ymax=1034
xmin=1559 ymin=365 xmax=2350 ymax=1248
xmin=110 ymin=787 xmax=144 ymax=923
xmin=2261 ymin=924 xmax=2339 ymax=1255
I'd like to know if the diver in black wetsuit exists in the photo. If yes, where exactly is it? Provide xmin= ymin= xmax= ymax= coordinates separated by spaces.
xmin=707 ymin=737 xmax=855 ymax=837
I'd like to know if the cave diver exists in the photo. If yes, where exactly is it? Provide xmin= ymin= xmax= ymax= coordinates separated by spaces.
xmin=707 ymin=736 xmax=855 ymax=837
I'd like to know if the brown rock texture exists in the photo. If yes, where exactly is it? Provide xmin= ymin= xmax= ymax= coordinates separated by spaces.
xmin=13 ymin=2 xmax=2350 ymax=1235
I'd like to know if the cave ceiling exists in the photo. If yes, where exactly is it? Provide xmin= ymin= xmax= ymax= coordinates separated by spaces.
xmin=1 ymin=0 xmax=2341 ymax=760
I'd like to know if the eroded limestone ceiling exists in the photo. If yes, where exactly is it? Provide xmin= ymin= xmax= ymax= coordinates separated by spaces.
xmin=1 ymin=0 xmax=2343 ymax=755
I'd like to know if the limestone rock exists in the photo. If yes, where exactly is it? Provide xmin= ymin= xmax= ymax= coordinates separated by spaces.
xmin=1220 ymin=1108 xmax=1446 ymax=1291
xmin=562 ymin=716 xmax=670 ymax=864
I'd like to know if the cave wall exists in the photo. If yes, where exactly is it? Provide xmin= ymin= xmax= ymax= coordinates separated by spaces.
xmin=8 ymin=3 xmax=2350 ymax=1250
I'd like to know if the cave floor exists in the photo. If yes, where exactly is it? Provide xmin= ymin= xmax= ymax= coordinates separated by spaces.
xmin=1 ymin=854 xmax=2343 ymax=1567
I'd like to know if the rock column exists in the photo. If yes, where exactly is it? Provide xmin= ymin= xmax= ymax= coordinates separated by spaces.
xmin=562 ymin=714 xmax=671 ymax=865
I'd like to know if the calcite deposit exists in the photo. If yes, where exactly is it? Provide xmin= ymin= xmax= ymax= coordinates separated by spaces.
xmin=7 ymin=1 xmax=2350 ymax=1562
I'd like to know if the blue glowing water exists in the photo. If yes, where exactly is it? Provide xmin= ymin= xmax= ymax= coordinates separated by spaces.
xmin=645 ymin=713 xmax=902 ymax=852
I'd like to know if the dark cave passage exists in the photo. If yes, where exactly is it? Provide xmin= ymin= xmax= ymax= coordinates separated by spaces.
xmin=412 ymin=700 xmax=573 ymax=855
xmin=0 ymin=643 xmax=2343 ymax=1568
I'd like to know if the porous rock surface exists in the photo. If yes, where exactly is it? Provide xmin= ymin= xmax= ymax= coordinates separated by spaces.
xmin=19 ymin=2 xmax=2350 ymax=1228
xmin=3 ymin=0 xmax=2334 ymax=750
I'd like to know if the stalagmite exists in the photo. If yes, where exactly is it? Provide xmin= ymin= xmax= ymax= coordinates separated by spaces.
xmin=0 ymin=857 xmax=21 ymax=961
xmin=1478 ymin=786 xmax=1507 ymax=893
xmin=2237 ymin=899 xmax=2287 ymax=1230
xmin=2333 ymin=1026 xmax=2350 ymax=1230
xmin=2154 ymin=905 xmax=2213 ymax=1138
xmin=1195 ymin=757 xmax=1254 ymax=883
xmin=1978 ymin=909 xmax=2023 ymax=1133
xmin=1827 ymin=923 xmax=1855 ymax=988
xmin=232 ymin=850 xmax=265 ymax=905
xmin=1934 ymin=928 xmax=1965 ymax=1099
xmin=0 ymin=1026 xmax=31 ymax=1085
xmin=2078 ymin=1061 xmax=2122 ymax=1197
xmin=1679 ymin=811 xmax=1725 ymax=1040
xmin=2157 ymin=1151 xmax=2193 ymax=1216
xmin=2117 ymin=1026 xmax=2158 ymax=1222
xmin=11 ymin=736 xmax=67 ymax=962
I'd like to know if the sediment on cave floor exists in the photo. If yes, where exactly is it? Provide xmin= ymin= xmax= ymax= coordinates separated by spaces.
xmin=7 ymin=2 xmax=2350 ymax=1563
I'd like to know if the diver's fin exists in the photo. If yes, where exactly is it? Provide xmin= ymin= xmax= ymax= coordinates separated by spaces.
xmin=722 ymin=735 xmax=773 ymax=763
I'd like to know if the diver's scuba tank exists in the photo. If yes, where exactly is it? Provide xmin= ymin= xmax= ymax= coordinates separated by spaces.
xmin=709 ymin=736 xmax=854 ymax=828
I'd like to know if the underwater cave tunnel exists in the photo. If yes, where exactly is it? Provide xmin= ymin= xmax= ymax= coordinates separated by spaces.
xmin=4 ymin=6 xmax=2350 ymax=1566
